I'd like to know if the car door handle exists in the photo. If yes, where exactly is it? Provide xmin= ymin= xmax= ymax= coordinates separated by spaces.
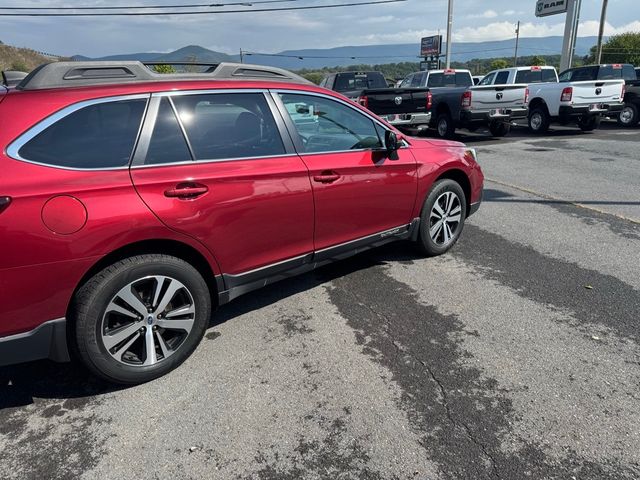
xmin=313 ymin=173 xmax=341 ymax=183
xmin=164 ymin=183 xmax=209 ymax=199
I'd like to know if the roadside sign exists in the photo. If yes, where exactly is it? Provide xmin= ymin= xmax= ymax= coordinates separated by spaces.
xmin=535 ymin=0 xmax=569 ymax=17
xmin=420 ymin=35 xmax=442 ymax=56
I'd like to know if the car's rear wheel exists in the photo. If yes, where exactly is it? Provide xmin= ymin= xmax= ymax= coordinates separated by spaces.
xmin=435 ymin=112 xmax=455 ymax=139
xmin=528 ymin=107 xmax=550 ymax=134
xmin=617 ymin=104 xmax=639 ymax=127
xmin=578 ymin=114 xmax=601 ymax=132
xmin=489 ymin=121 xmax=511 ymax=137
xmin=73 ymin=254 xmax=211 ymax=384
xmin=417 ymin=179 xmax=467 ymax=256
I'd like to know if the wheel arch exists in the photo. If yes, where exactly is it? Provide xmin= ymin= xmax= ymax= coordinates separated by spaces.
xmin=66 ymin=239 xmax=221 ymax=328
xmin=434 ymin=168 xmax=472 ymax=217
xmin=528 ymin=97 xmax=549 ymax=114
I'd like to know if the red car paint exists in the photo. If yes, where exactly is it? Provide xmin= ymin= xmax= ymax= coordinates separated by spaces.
xmin=0 ymin=79 xmax=483 ymax=342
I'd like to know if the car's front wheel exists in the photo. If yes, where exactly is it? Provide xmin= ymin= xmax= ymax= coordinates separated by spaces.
xmin=417 ymin=179 xmax=467 ymax=256
xmin=73 ymin=254 xmax=211 ymax=384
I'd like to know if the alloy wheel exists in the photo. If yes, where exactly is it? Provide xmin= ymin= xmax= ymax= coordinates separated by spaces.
xmin=100 ymin=275 xmax=195 ymax=366
xmin=437 ymin=118 xmax=449 ymax=137
xmin=429 ymin=191 xmax=462 ymax=246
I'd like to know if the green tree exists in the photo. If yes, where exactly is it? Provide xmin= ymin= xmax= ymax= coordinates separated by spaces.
xmin=153 ymin=64 xmax=176 ymax=74
xmin=490 ymin=59 xmax=509 ymax=70
xmin=530 ymin=55 xmax=546 ymax=66
xmin=588 ymin=32 xmax=640 ymax=65
xmin=300 ymin=72 xmax=324 ymax=84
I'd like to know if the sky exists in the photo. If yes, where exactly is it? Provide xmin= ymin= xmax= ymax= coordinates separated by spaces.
xmin=0 ymin=0 xmax=639 ymax=57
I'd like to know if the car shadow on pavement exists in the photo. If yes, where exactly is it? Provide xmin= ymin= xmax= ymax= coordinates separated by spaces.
xmin=483 ymin=188 xmax=640 ymax=206
xmin=0 ymin=243 xmax=421 ymax=408
xmin=0 ymin=358 xmax=125 ymax=410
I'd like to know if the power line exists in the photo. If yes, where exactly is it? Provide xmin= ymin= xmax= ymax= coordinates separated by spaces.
xmin=0 ymin=0 xmax=298 ymax=10
xmin=0 ymin=0 xmax=406 ymax=16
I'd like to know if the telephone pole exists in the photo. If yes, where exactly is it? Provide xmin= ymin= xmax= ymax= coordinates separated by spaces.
xmin=445 ymin=0 xmax=453 ymax=69
xmin=514 ymin=21 xmax=520 ymax=67
xmin=239 ymin=48 xmax=244 ymax=63
xmin=596 ymin=0 xmax=609 ymax=63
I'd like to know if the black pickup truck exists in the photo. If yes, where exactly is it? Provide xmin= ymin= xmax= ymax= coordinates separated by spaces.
xmin=320 ymin=71 xmax=432 ymax=134
xmin=559 ymin=64 xmax=639 ymax=127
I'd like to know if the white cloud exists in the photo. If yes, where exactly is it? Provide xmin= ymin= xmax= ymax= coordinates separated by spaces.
xmin=358 ymin=16 xmax=395 ymax=24
xmin=452 ymin=20 xmax=640 ymax=43
xmin=468 ymin=10 xmax=498 ymax=19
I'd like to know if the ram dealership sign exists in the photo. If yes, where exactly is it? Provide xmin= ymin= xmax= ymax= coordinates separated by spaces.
xmin=535 ymin=0 xmax=569 ymax=17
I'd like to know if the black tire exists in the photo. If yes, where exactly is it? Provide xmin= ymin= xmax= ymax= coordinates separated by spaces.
xmin=528 ymin=107 xmax=550 ymax=134
xmin=488 ymin=121 xmax=511 ymax=137
xmin=72 ymin=254 xmax=211 ymax=384
xmin=417 ymin=179 xmax=467 ymax=257
xmin=578 ymin=114 xmax=601 ymax=132
xmin=435 ymin=112 xmax=456 ymax=139
xmin=617 ymin=103 xmax=639 ymax=127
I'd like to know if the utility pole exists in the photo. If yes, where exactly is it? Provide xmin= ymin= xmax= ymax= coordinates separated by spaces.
xmin=514 ymin=21 xmax=520 ymax=67
xmin=445 ymin=0 xmax=453 ymax=69
xmin=560 ymin=0 xmax=582 ymax=72
xmin=239 ymin=48 xmax=244 ymax=64
xmin=596 ymin=0 xmax=609 ymax=63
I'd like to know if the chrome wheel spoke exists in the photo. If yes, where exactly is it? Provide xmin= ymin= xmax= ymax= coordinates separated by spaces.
xmin=430 ymin=219 xmax=443 ymax=241
xmin=143 ymin=327 xmax=158 ymax=366
xmin=155 ymin=278 xmax=183 ymax=314
xmin=103 ymin=322 xmax=141 ymax=350
xmin=114 ymin=331 xmax=141 ymax=359
xmin=116 ymin=288 xmax=148 ymax=318
xmin=156 ymin=331 xmax=171 ymax=358
xmin=443 ymin=222 xmax=452 ymax=243
xmin=448 ymin=213 xmax=461 ymax=223
xmin=165 ymin=304 xmax=195 ymax=319
xmin=432 ymin=201 xmax=445 ymax=219
xmin=106 ymin=301 xmax=139 ymax=319
xmin=157 ymin=318 xmax=194 ymax=333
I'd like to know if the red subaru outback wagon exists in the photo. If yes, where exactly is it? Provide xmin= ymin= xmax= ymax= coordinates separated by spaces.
xmin=0 ymin=61 xmax=483 ymax=384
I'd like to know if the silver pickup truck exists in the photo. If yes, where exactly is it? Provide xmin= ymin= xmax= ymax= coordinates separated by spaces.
xmin=478 ymin=66 xmax=625 ymax=133
xmin=400 ymin=69 xmax=529 ymax=138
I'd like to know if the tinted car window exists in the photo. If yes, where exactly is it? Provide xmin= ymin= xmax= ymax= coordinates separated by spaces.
xmin=410 ymin=72 xmax=425 ymax=87
xmin=495 ymin=71 xmax=510 ymax=84
xmin=279 ymin=93 xmax=382 ymax=153
xmin=515 ymin=69 xmax=557 ymax=83
xmin=333 ymin=73 xmax=386 ymax=91
xmin=427 ymin=72 xmax=472 ymax=88
xmin=572 ymin=67 xmax=598 ymax=81
xmin=170 ymin=93 xmax=285 ymax=161
xmin=400 ymin=74 xmax=413 ymax=88
xmin=145 ymin=98 xmax=192 ymax=165
xmin=18 ymin=98 xmax=146 ymax=169
xmin=622 ymin=65 xmax=636 ymax=81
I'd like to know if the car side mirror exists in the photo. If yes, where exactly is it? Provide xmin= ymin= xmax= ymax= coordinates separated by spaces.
xmin=385 ymin=130 xmax=399 ymax=153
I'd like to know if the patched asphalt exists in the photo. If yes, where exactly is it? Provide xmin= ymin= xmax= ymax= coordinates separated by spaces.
xmin=1 ymin=125 xmax=639 ymax=479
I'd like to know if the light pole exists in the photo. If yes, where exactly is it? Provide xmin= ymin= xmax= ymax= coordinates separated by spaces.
xmin=445 ymin=0 xmax=453 ymax=69
xmin=596 ymin=0 xmax=609 ymax=64
xmin=514 ymin=21 xmax=520 ymax=67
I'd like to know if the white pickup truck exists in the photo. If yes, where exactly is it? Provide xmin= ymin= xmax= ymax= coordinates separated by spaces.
xmin=478 ymin=66 xmax=625 ymax=133
xmin=400 ymin=68 xmax=529 ymax=138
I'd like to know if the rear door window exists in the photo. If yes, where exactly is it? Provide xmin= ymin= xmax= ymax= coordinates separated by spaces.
xmin=478 ymin=72 xmax=496 ymax=86
xmin=170 ymin=92 xmax=285 ymax=161
xmin=494 ymin=71 xmax=510 ymax=84
xmin=144 ymin=98 xmax=192 ymax=165
xmin=17 ymin=98 xmax=147 ymax=169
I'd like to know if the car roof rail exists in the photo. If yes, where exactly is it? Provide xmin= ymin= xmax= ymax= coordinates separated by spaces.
xmin=2 ymin=70 xmax=29 ymax=88
xmin=16 ymin=61 xmax=312 ymax=91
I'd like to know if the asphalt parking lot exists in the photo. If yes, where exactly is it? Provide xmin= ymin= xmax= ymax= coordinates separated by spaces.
xmin=1 ymin=122 xmax=639 ymax=480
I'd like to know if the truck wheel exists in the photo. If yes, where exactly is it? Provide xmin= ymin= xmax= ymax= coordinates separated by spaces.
xmin=578 ymin=114 xmax=601 ymax=132
xmin=417 ymin=179 xmax=467 ymax=257
xmin=72 ymin=254 xmax=211 ymax=384
xmin=489 ymin=121 xmax=511 ymax=137
xmin=435 ymin=113 xmax=455 ymax=139
xmin=617 ymin=104 xmax=639 ymax=127
xmin=528 ymin=108 xmax=550 ymax=134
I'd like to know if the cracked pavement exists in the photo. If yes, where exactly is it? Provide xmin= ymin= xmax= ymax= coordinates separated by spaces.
xmin=1 ymin=123 xmax=639 ymax=479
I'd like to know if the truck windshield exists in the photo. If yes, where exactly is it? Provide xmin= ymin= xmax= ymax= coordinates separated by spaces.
xmin=334 ymin=73 xmax=387 ymax=91
xmin=427 ymin=72 xmax=472 ymax=88
xmin=515 ymin=69 xmax=558 ymax=83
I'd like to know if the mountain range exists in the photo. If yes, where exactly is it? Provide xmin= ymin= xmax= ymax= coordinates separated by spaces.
xmin=73 ymin=36 xmax=601 ymax=69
